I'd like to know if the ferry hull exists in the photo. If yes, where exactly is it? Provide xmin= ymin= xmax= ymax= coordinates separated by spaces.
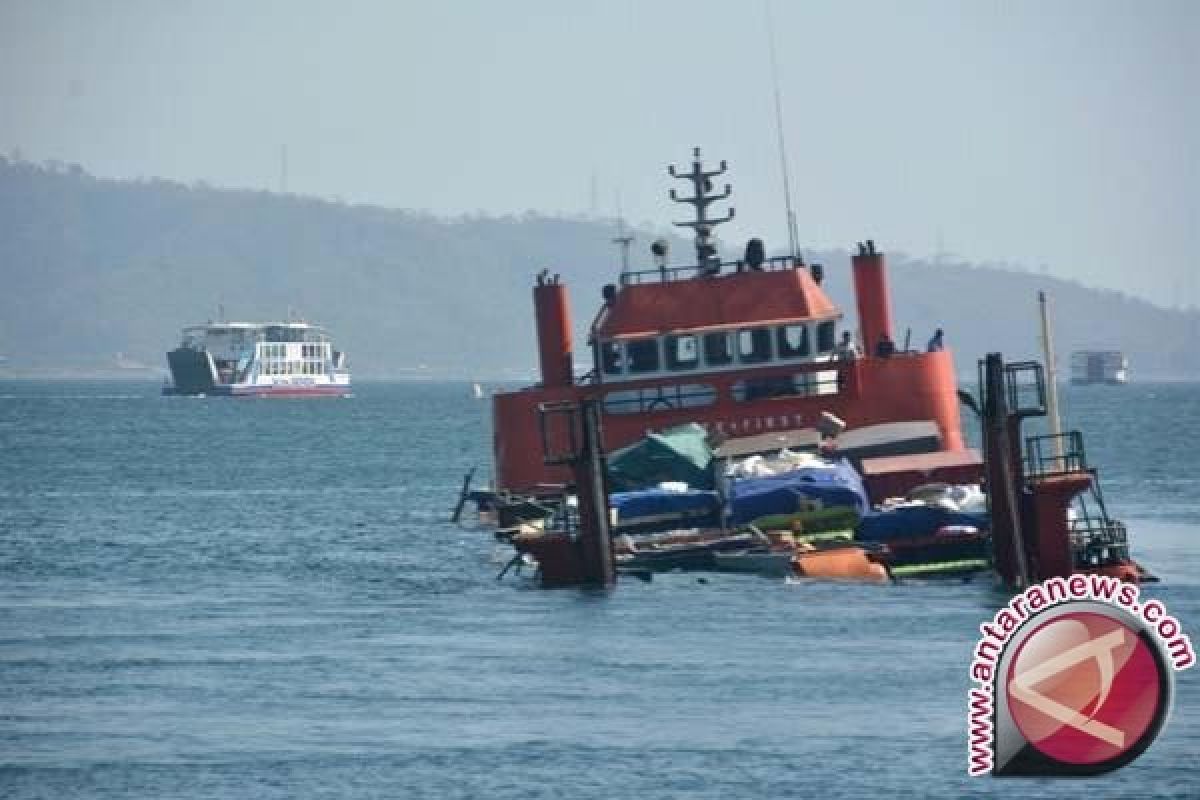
xmin=165 ymin=347 xmax=217 ymax=394
xmin=164 ymin=348 xmax=350 ymax=397
xmin=222 ymin=384 xmax=352 ymax=397
xmin=163 ymin=382 xmax=352 ymax=397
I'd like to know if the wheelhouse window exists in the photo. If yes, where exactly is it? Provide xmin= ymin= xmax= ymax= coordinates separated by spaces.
xmin=703 ymin=332 xmax=732 ymax=366
xmin=733 ymin=370 xmax=841 ymax=402
xmin=777 ymin=324 xmax=810 ymax=359
xmin=738 ymin=328 xmax=772 ymax=364
xmin=816 ymin=320 xmax=837 ymax=353
xmin=626 ymin=338 xmax=660 ymax=374
xmin=600 ymin=341 xmax=623 ymax=375
xmin=735 ymin=374 xmax=798 ymax=401
xmin=665 ymin=334 xmax=699 ymax=370
xmin=603 ymin=383 xmax=717 ymax=415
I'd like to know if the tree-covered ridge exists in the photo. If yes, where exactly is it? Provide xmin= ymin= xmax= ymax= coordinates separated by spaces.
xmin=1 ymin=157 xmax=1196 ymax=379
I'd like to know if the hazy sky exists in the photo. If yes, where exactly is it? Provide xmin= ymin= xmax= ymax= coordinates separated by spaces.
xmin=2 ymin=0 xmax=1196 ymax=306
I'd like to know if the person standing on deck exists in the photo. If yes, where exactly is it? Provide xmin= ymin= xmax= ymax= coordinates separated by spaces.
xmin=927 ymin=328 xmax=945 ymax=352
xmin=836 ymin=331 xmax=861 ymax=361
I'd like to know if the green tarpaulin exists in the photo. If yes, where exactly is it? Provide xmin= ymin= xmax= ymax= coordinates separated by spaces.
xmin=606 ymin=423 xmax=714 ymax=491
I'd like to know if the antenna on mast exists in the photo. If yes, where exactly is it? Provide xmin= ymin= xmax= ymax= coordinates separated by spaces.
xmin=766 ymin=0 xmax=798 ymax=259
xmin=612 ymin=190 xmax=634 ymax=284
xmin=280 ymin=144 xmax=289 ymax=194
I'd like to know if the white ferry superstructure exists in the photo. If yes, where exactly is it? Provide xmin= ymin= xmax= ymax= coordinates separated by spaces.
xmin=164 ymin=321 xmax=351 ymax=397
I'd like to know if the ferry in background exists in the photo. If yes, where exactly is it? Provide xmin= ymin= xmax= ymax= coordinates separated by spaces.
xmin=1070 ymin=350 xmax=1128 ymax=385
xmin=163 ymin=321 xmax=351 ymax=397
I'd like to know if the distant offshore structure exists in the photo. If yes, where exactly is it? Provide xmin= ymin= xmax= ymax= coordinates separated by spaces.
xmin=1070 ymin=350 xmax=1128 ymax=385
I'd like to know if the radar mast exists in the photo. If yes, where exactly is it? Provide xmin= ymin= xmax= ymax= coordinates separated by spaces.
xmin=668 ymin=147 xmax=735 ymax=274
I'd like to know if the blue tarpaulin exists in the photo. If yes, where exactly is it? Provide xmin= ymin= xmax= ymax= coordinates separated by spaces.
xmin=856 ymin=505 xmax=989 ymax=542
xmin=610 ymin=488 xmax=723 ymax=533
xmin=729 ymin=460 xmax=868 ymax=524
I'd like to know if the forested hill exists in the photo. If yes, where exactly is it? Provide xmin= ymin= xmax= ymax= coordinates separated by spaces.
xmin=1 ymin=158 xmax=1196 ymax=380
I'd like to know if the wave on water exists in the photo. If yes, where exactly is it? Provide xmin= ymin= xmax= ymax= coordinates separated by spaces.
xmin=0 ymin=394 xmax=147 ymax=400
xmin=2 ymin=382 xmax=1198 ymax=799
xmin=0 ymin=486 xmax=416 ymax=500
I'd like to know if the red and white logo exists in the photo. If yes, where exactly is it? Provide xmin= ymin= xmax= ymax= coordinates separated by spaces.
xmin=1006 ymin=610 xmax=1164 ymax=768
xmin=967 ymin=577 xmax=1192 ymax=777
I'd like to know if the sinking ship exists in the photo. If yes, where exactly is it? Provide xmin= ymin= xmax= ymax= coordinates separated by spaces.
xmin=482 ymin=149 xmax=1141 ymax=589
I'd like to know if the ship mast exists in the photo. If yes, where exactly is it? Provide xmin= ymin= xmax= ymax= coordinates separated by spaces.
xmin=668 ymin=147 xmax=735 ymax=275
xmin=765 ymin=0 xmax=798 ymax=259
xmin=1038 ymin=291 xmax=1065 ymax=468
xmin=611 ymin=193 xmax=634 ymax=282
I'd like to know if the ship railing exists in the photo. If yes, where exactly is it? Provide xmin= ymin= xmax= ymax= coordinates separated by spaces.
xmin=619 ymin=256 xmax=807 ymax=285
xmin=1070 ymin=518 xmax=1131 ymax=567
xmin=1023 ymin=431 xmax=1088 ymax=478
xmin=1003 ymin=361 xmax=1047 ymax=418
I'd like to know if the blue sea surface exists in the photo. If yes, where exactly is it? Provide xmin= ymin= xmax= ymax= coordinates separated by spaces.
xmin=1 ymin=380 xmax=1197 ymax=798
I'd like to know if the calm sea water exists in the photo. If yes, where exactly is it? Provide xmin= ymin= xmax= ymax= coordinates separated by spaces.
xmin=1 ymin=380 xmax=1197 ymax=799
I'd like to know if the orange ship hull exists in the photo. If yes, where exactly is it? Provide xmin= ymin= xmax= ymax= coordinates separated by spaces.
xmin=493 ymin=349 xmax=964 ymax=493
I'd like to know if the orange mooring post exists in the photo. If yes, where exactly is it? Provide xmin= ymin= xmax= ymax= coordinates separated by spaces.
xmin=851 ymin=240 xmax=894 ymax=354
xmin=533 ymin=275 xmax=574 ymax=388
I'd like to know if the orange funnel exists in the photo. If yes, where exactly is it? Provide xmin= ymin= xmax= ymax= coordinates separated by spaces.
xmin=851 ymin=242 xmax=894 ymax=353
xmin=533 ymin=281 xmax=574 ymax=388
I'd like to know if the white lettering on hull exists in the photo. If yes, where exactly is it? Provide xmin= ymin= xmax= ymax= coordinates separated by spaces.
xmin=710 ymin=414 xmax=807 ymax=435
